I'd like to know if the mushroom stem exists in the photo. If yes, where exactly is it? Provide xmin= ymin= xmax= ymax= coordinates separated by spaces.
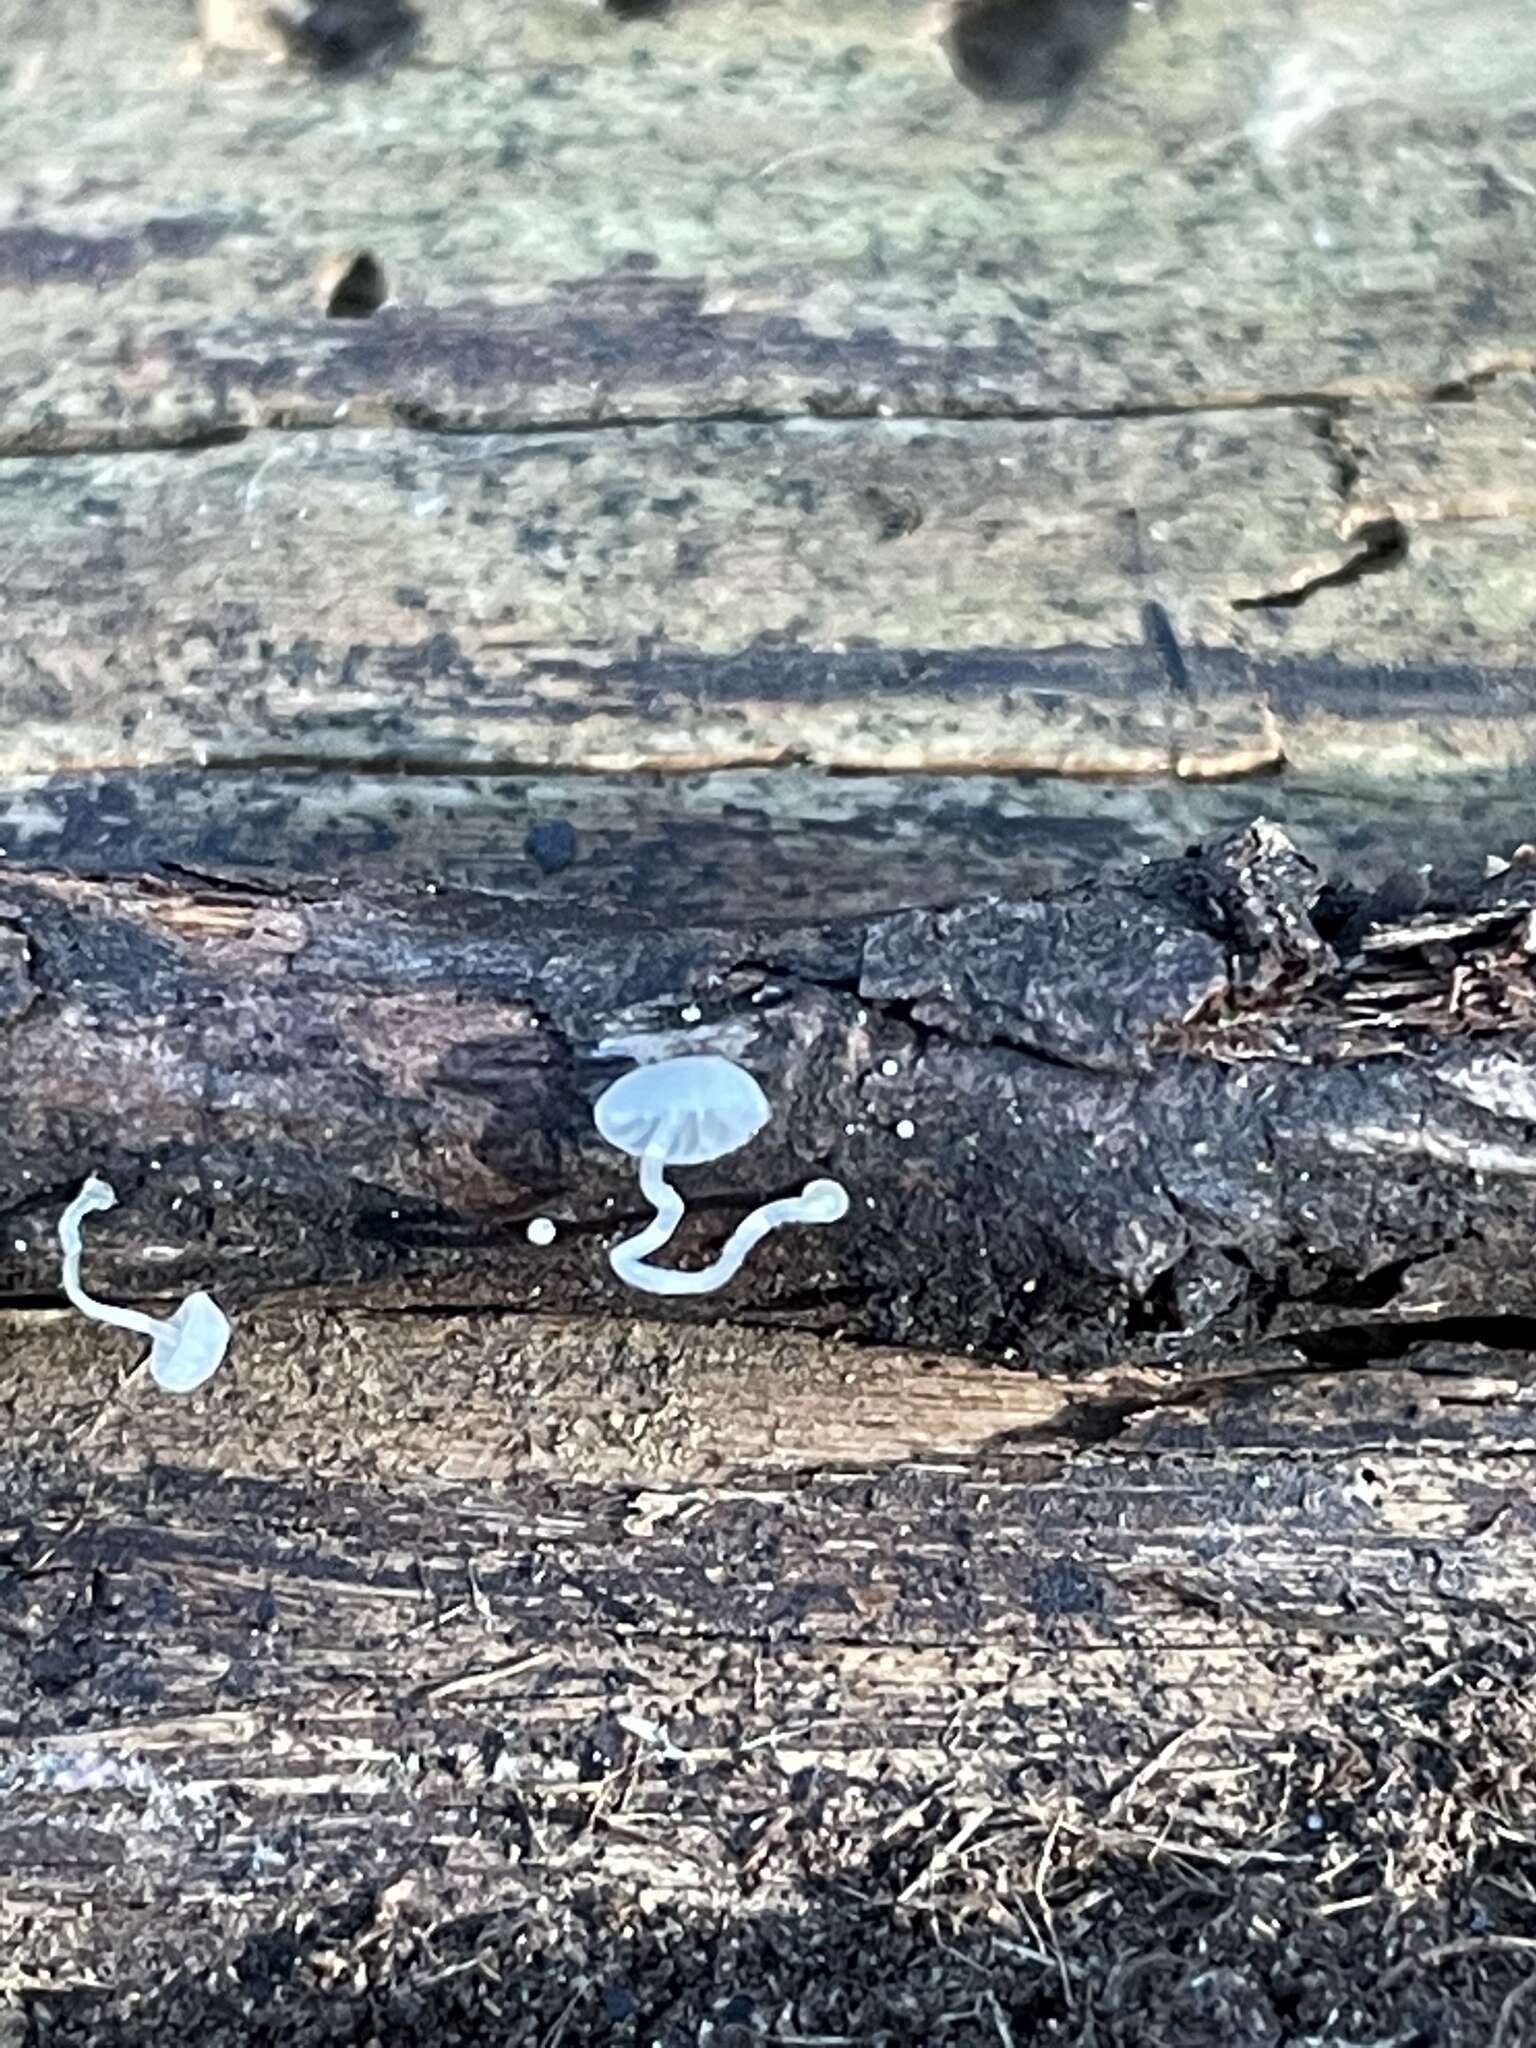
xmin=57 ymin=1174 xmax=232 ymax=1393
xmin=58 ymin=1177 xmax=166 ymax=1344
xmin=609 ymin=1149 xmax=688 ymax=1274
xmin=608 ymin=1153 xmax=850 ymax=1298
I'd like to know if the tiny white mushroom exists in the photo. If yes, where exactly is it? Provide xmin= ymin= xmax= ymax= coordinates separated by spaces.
xmin=527 ymin=1215 xmax=557 ymax=1247
xmin=593 ymin=1054 xmax=848 ymax=1297
xmin=57 ymin=1175 xmax=231 ymax=1393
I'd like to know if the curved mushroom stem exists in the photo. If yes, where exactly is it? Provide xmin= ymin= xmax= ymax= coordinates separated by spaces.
xmin=608 ymin=1153 xmax=850 ymax=1298
xmin=59 ymin=1177 xmax=164 ymax=1344
xmin=58 ymin=1175 xmax=231 ymax=1393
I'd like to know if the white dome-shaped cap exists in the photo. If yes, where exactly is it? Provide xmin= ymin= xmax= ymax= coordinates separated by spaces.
xmin=594 ymin=1054 xmax=771 ymax=1166
xmin=147 ymin=1290 xmax=231 ymax=1394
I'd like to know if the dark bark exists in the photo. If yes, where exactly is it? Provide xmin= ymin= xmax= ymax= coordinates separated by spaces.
xmin=2 ymin=821 xmax=1534 ymax=1369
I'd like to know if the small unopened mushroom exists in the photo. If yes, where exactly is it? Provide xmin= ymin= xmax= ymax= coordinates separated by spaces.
xmin=593 ymin=1054 xmax=848 ymax=1296
xmin=58 ymin=1175 xmax=231 ymax=1393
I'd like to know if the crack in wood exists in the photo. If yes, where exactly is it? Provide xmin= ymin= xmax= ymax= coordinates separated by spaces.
xmin=0 ymin=369 xmax=1528 ymax=462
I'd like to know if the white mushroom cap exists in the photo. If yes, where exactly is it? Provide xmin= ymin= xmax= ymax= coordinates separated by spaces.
xmin=146 ymin=1290 xmax=231 ymax=1394
xmin=594 ymin=1054 xmax=771 ymax=1166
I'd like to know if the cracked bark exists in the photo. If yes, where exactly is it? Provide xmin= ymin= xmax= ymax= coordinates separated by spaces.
xmin=3 ymin=823 xmax=1533 ymax=1370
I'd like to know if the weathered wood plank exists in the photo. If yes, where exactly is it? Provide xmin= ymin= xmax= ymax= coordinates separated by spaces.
xmin=1 ymin=0 xmax=1534 ymax=445
xmin=0 ymin=414 xmax=1318 ymax=780
xmin=4 ymin=410 xmax=1536 ymax=785
xmin=5 ymin=5 xmax=1534 ymax=805
xmin=5 ymin=1304 xmax=1536 ymax=2044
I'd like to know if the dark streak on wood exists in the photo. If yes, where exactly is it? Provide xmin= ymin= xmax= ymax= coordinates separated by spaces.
xmin=4 ymin=764 xmax=1535 ymax=929
xmin=0 ymin=218 xmax=230 ymax=292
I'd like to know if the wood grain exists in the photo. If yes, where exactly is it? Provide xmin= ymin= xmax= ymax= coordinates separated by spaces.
xmin=6 ymin=763 xmax=1536 ymax=924
xmin=5 ymin=1303 xmax=1536 ymax=2043
xmin=5 ymin=4 xmax=1536 ymax=2039
xmin=3 ymin=407 xmax=1535 ymax=787
xmin=3 ymin=0 xmax=1533 ymax=814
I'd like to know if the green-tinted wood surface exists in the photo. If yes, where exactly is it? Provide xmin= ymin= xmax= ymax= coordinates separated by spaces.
xmin=1 ymin=0 xmax=1534 ymax=442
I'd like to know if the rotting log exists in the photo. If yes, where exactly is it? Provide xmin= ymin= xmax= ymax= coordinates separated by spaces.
xmin=7 ymin=1 xmax=1536 ymax=2039
xmin=3 ymin=822 xmax=1535 ymax=1369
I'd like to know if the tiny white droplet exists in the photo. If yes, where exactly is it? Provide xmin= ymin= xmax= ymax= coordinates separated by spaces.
xmin=895 ymin=1119 xmax=916 ymax=1141
xmin=679 ymin=1003 xmax=702 ymax=1023
xmin=12 ymin=1238 xmax=26 ymax=1254
xmin=527 ymin=1216 xmax=557 ymax=1247
xmin=880 ymin=1058 xmax=900 ymax=1077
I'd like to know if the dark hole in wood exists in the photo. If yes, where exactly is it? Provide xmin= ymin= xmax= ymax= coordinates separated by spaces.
xmin=861 ymin=487 xmax=925 ymax=543
xmin=326 ymin=252 xmax=388 ymax=320
xmin=1294 ymin=1314 xmax=1536 ymax=1368
xmin=943 ymin=0 xmax=1132 ymax=103
xmin=268 ymin=0 xmax=420 ymax=73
